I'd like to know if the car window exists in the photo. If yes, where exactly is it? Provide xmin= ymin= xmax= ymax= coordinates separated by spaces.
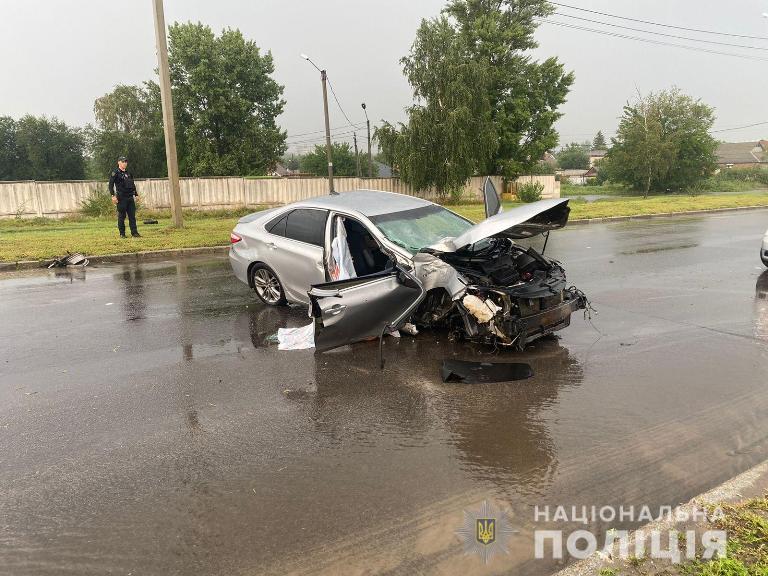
xmin=266 ymin=213 xmax=287 ymax=237
xmin=370 ymin=205 xmax=473 ymax=253
xmin=284 ymin=209 xmax=328 ymax=246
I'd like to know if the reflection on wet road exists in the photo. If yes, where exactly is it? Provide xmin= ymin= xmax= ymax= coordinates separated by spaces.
xmin=1 ymin=210 xmax=768 ymax=575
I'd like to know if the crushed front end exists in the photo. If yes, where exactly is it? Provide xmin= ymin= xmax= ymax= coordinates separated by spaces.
xmin=413 ymin=238 xmax=588 ymax=349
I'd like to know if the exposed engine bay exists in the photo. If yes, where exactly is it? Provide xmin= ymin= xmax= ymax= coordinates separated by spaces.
xmin=413 ymin=238 xmax=588 ymax=349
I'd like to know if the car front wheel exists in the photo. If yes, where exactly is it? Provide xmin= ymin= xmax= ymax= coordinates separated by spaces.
xmin=250 ymin=264 xmax=287 ymax=306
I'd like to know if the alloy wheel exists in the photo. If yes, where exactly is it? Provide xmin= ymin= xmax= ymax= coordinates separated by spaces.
xmin=253 ymin=268 xmax=282 ymax=304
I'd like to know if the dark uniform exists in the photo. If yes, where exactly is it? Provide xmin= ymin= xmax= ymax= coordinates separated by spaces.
xmin=108 ymin=167 xmax=139 ymax=237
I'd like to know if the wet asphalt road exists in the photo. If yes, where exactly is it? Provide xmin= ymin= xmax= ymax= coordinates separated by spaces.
xmin=1 ymin=210 xmax=768 ymax=576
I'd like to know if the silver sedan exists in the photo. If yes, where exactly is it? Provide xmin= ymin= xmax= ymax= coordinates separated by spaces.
xmin=229 ymin=179 xmax=586 ymax=352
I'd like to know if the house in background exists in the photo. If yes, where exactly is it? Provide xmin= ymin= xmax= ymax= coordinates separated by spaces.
xmin=560 ymin=168 xmax=597 ymax=185
xmin=270 ymin=162 xmax=291 ymax=177
xmin=716 ymin=141 xmax=768 ymax=169
xmin=588 ymin=149 xmax=607 ymax=167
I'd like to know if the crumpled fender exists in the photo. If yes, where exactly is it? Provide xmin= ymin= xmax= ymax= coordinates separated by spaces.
xmin=411 ymin=252 xmax=467 ymax=300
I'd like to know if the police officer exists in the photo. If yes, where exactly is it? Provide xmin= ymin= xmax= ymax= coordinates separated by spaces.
xmin=109 ymin=156 xmax=141 ymax=238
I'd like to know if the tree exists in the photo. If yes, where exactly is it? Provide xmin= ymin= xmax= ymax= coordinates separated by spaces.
xmin=168 ymin=22 xmax=287 ymax=176
xmin=375 ymin=16 xmax=497 ymax=195
xmin=283 ymin=153 xmax=301 ymax=171
xmin=557 ymin=143 xmax=590 ymax=170
xmin=0 ymin=115 xmax=85 ymax=181
xmin=592 ymin=130 xmax=607 ymax=150
xmin=608 ymin=88 xmax=717 ymax=197
xmin=444 ymin=0 xmax=573 ymax=178
xmin=89 ymin=82 xmax=167 ymax=178
xmin=376 ymin=0 xmax=572 ymax=193
xmin=299 ymin=142 xmax=376 ymax=177
xmin=0 ymin=117 xmax=22 ymax=180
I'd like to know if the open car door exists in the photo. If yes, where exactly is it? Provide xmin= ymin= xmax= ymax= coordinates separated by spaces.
xmin=308 ymin=268 xmax=425 ymax=353
xmin=483 ymin=176 xmax=502 ymax=218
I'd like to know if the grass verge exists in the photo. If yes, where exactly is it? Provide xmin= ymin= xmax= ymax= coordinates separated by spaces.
xmin=2 ymin=193 xmax=768 ymax=262
xmin=0 ymin=207 xmax=260 ymax=262
xmin=448 ymin=192 xmax=768 ymax=223
xmin=605 ymin=495 xmax=768 ymax=576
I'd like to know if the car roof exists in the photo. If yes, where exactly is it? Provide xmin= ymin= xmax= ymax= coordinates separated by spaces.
xmin=296 ymin=189 xmax=435 ymax=217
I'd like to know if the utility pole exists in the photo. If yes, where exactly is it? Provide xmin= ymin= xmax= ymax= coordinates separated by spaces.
xmin=302 ymin=54 xmax=335 ymax=195
xmin=362 ymin=103 xmax=372 ymax=178
xmin=353 ymin=132 xmax=361 ymax=178
xmin=152 ymin=0 xmax=183 ymax=227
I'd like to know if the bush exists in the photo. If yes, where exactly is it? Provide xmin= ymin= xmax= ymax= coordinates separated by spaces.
xmin=516 ymin=181 xmax=544 ymax=203
xmin=80 ymin=188 xmax=115 ymax=217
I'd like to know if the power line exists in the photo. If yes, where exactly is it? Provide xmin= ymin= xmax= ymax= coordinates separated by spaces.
xmin=554 ymin=11 xmax=768 ymax=52
xmin=286 ymin=129 xmax=358 ymax=144
xmin=710 ymin=121 xmax=768 ymax=133
xmin=543 ymin=20 xmax=768 ymax=62
xmin=550 ymin=2 xmax=768 ymax=41
xmin=286 ymin=129 xmax=359 ymax=146
xmin=325 ymin=74 xmax=364 ymax=130
xmin=287 ymin=122 xmax=366 ymax=139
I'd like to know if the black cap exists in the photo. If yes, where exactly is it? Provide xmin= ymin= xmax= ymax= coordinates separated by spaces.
xmin=117 ymin=156 xmax=127 ymax=162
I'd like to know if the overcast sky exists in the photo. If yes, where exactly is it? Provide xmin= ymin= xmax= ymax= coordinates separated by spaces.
xmin=2 ymin=0 xmax=768 ymax=154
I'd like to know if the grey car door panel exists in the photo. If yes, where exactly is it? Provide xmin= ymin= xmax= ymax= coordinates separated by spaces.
xmin=309 ymin=268 xmax=425 ymax=352
xmin=267 ymin=237 xmax=325 ymax=303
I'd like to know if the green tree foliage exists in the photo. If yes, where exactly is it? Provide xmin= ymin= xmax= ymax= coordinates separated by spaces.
xmin=0 ymin=115 xmax=85 ymax=181
xmin=592 ymin=130 xmax=607 ymax=149
xmin=89 ymin=83 xmax=167 ymax=178
xmin=376 ymin=0 xmax=572 ymax=193
xmin=557 ymin=142 xmax=590 ymax=170
xmin=375 ymin=16 xmax=497 ymax=195
xmin=168 ymin=23 xmax=287 ymax=176
xmin=444 ymin=0 xmax=573 ymax=177
xmin=283 ymin=153 xmax=301 ymax=171
xmin=608 ymin=88 xmax=717 ymax=197
xmin=299 ymin=142 xmax=376 ymax=177
xmin=0 ymin=117 xmax=22 ymax=180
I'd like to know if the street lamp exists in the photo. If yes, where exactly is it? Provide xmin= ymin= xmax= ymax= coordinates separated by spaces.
xmin=361 ymin=103 xmax=373 ymax=178
xmin=301 ymin=53 xmax=336 ymax=195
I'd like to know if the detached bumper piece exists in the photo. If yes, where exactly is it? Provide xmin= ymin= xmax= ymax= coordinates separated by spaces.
xmin=441 ymin=360 xmax=533 ymax=383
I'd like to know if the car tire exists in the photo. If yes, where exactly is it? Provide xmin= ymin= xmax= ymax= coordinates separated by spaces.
xmin=250 ymin=263 xmax=287 ymax=306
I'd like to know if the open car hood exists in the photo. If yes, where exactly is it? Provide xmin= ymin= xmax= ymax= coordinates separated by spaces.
xmin=429 ymin=198 xmax=571 ymax=253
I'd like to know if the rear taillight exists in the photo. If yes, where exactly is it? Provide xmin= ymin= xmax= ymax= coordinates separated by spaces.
xmin=230 ymin=232 xmax=242 ymax=244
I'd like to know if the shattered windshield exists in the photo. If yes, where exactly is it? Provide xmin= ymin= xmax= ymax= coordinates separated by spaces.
xmin=370 ymin=205 xmax=473 ymax=253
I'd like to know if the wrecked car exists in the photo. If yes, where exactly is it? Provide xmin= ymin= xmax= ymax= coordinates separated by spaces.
xmin=229 ymin=178 xmax=587 ymax=352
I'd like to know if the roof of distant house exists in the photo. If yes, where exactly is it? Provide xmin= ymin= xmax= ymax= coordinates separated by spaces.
xmin=272 ymin=162 xmax=290 ymax=176
xmin=589 ymin=149 xmax=607 ymax=157
xmin=716 ymin=141 xmax=767 ymax=164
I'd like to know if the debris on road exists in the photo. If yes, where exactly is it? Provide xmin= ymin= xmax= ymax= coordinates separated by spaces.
xmin=276 ymin=322 xmax=315 ymax=350
xmin=440 ymin=359 xmax=533 ymax=383
xmin=47 ymin=252 xmax=89 ymax=268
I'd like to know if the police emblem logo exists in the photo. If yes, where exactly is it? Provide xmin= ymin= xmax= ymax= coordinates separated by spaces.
xmin=456 ymin=500 xmax=516 ymax=564
xmin=476 ymin=518 xmax=495 ymax=545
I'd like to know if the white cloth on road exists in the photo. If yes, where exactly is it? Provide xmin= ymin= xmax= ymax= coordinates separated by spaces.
xmin=277 ymin=322 xmax=315 ymax=350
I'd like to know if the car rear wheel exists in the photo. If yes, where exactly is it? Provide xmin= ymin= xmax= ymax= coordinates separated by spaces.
xmin=251 ymin=264 xmax=287 ymax=306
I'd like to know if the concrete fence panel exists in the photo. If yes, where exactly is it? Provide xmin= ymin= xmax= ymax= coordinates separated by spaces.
xmin=0 ymin=175 xmax=558 ymax=218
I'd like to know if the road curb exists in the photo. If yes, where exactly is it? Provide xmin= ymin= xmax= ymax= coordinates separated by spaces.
xmin=0 ymin=245 xmax=230 ymax=272
xmin=553 ymin=457 xmax=768 ymax=576
xmin=2 ymin=204 xmax=767 ymax=273
xmin=567 ymin=203 xmax=768 ymax=225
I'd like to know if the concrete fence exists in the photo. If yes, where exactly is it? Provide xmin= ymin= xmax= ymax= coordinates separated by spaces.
xmin=0 ymin=174 xmax=559 ymax=218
